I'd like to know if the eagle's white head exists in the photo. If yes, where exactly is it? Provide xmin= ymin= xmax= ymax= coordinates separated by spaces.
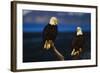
xmin=77 ymin=27 xmax=83 ymax=36
xmin=49 ymin=17 xmax=58 ymax=25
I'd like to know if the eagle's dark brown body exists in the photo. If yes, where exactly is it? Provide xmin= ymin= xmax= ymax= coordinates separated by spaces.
xmin=43 ymin=23 xmax=58 ymax=45
xmin=42 ymin=23 xmax=64 ymax=60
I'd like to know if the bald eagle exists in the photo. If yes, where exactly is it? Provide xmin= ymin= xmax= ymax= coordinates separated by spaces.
xmin=71 ymin=27 xmax=84 ymax=59
xmin=42 ymin=17 xmax=64 ymax=60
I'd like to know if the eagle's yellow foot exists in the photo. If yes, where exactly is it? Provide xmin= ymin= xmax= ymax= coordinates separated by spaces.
xmin=71 ymin=48 xmax=81 ymax=56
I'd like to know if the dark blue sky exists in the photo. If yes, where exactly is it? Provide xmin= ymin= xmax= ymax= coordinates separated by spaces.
xmin=23 ymin=10 xmax=91 ymax=32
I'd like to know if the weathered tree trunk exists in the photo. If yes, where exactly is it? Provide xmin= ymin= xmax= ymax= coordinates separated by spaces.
xmin=51 ymin=41 xmax=64 ymax=61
